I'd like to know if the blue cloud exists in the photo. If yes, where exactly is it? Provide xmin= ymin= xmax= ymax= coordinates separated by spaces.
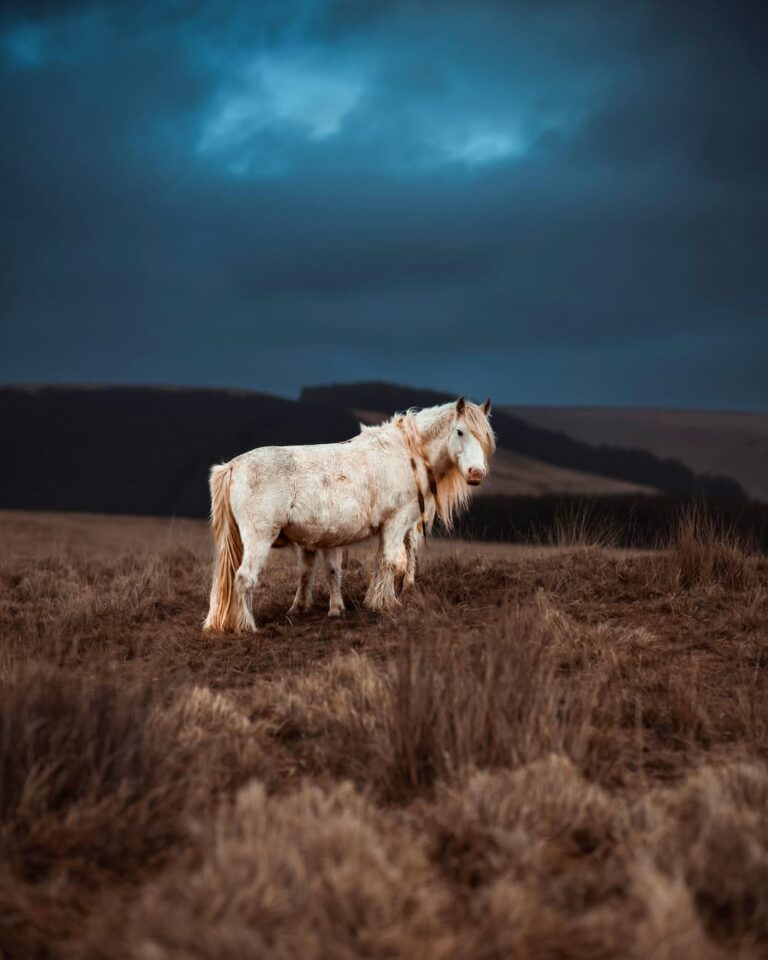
xmin=3 ymin=22 xmax=47 ymax=68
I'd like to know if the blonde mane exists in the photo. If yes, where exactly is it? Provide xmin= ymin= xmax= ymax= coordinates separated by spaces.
xmin=432 ymin=463 xmax=469 ymax=531
xmin=366 ymin=400 xmax=495 ymax=532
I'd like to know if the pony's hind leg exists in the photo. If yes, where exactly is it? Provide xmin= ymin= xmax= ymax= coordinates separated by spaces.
xmin=289 ymin=548 xmax=318 ymax=615
xmin=325 ymin=547 xmax=345 ymax=617
xmin=234 ymin=537 xmax=272 ymax=632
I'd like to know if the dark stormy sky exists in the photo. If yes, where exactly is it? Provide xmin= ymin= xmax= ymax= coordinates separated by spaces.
xmin=1 ymin=1 xmax=767 ymax=408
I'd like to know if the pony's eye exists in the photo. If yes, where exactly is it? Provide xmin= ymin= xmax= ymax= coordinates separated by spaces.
xmin=457 ymin=429 xmax=464 ymax=437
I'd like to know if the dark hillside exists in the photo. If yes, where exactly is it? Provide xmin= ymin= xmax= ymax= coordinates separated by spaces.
xmin=302 ymin=381 xmax=745 ymax=499
xmin=0 ymin=386 xmax=359 ymax=517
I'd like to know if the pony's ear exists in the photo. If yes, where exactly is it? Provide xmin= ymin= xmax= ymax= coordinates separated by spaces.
xmin=456 ymin=396 xmax=466 ymax=415
xmin=482 ymin=397 xmax=492 ymax=415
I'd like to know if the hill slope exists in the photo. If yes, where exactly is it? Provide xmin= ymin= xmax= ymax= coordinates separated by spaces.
xmin=507 ymin=406 xmax=768 ymax=502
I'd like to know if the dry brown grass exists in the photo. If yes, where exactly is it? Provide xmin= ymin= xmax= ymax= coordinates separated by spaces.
xmin=1 ymin=511 xmax=768 ymax=958
xmin=660 ymin=506 xmax=758 ymax=592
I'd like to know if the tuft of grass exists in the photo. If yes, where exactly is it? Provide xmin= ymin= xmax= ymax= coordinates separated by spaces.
xmin=0 ymin=668 xmax=270 ymax=958
xmin=661 ymin=505 xmax=756 ymax=591
xmin=377 ymin=615 xmax=599 ymax=800
xmin=88 ymin=782 xmax=454 ymax=960
xmin=546 ymin=502 xmax=619 ymax=550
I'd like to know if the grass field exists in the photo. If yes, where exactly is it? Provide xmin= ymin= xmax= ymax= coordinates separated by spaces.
xmin=2 ymin=510 xmax=768 ymax=958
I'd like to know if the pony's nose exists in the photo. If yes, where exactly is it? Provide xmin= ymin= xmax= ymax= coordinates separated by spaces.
xmin=466 ymin=467 xmax=486 ymax=486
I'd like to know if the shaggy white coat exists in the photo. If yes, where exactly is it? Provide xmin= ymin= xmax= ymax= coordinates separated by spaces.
xmin=203 ymin=398 xmax=494 ymax=632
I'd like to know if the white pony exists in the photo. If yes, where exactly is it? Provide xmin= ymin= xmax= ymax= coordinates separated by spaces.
xmin=203 ymin=397 xmax=494 ymax=632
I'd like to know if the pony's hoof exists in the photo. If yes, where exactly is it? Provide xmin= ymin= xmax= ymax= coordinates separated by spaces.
xmin=364 ymin=597 xmax=401 ymax=613
xmin=288 ymin=601 xmax=315 ymax=621
xmin=327 ymin=606 xmax=345 ymax=618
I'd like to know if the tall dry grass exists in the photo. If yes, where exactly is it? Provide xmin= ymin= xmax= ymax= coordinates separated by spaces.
xmin=264 ymin=612 xmax=602 ymax=802
xmin=660 ymin=505 xmax=758 ymax=591
xmin=1 ymin=514 xmax=768 ymax=958
xmin=547 ymin=501 xmax=619 ymax=549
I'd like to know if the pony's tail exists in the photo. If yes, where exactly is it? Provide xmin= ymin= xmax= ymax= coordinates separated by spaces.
xmin=203 ymin=462 xmax=243 ymax=632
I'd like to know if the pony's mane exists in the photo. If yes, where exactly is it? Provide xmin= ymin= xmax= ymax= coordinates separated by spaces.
xmin=364 ymin=401 xmax=495 ymax=532
xmin=431 ymin=463 xmax=469 ymax=531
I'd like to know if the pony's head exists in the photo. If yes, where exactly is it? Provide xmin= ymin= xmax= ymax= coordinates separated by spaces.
xmin=447 ymin=396 xmax=494 ymax=485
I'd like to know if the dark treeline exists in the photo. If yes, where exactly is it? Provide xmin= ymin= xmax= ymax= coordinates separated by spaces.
xmin=452 ymin=495 xmax=768 ymax=552
xmin=0 ymin=386 xmax=359 ymax=517
xmin=303 ymin=381 xmax=745 ymax=499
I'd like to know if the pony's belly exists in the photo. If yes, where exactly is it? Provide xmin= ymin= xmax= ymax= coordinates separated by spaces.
xmin=281 ymin=518 xmax=376 ymax=549
xmin=276 ymin=458 xmax=395 ymax=548
xmin=282 ymin=496 xmax=378 ymax=549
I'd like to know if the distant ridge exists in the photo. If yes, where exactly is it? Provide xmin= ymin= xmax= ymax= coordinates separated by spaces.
xmin=302 ymin=381 xmax=745 ymax=499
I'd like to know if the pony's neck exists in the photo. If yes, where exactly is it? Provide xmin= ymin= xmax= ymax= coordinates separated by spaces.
xmin=408 ymin=404 xmax=469 ymax=531
xmin=413 ymin=406 xmax=455 ymax=479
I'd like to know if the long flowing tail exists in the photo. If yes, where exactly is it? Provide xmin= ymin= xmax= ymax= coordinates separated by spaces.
xmin=202 ymin=463 xmax=243 ymax=631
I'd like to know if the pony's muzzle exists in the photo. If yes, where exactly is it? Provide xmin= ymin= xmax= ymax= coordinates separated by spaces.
xmin=466 ymin=468 xmax=486 ymax=486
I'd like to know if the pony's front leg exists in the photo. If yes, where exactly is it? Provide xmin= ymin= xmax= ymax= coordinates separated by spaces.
xmin=289 ymin=548 xmax=318 ymax=614
xmin=402 ymin=527 xmax=421 ymax=593
xmin=325 ymin=547 xmax=345 ymax=617
xmin=365 ymin=524 xmax=408 ymax=612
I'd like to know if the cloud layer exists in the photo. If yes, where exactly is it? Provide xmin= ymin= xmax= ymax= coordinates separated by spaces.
xmin=1 ymin=0 xmax=766 ymax=407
